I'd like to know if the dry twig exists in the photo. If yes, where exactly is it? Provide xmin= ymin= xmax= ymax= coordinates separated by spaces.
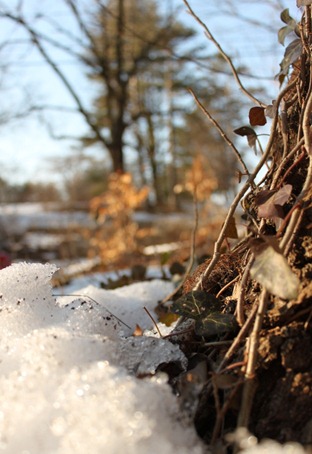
xmin=183 ymin=0 xmax=266 ymax=108
xmin=189 ymin=88 xmax=250 ymax=176
xmin=161 ymin=186 xmax=199 ymax=304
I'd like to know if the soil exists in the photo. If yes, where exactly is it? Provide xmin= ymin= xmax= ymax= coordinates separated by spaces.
xmin=178 ymin=219 xmax=312 ymax=450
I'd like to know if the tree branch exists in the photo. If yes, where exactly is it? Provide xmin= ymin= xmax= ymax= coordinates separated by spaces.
xmin=0 ymin=11 xmax=111 ymax=152
xmin=183 ymin=0 xmax=266 ymax=107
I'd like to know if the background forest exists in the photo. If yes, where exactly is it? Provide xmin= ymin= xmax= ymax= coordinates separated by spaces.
xmin=0 ymin=0 xmax=298 ymax=267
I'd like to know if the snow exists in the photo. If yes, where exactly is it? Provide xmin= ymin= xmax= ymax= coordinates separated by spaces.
xmin=0 ymin=203 xmax=94 ymax=235
xmin=230 ymin=429 xmax=307 ymax=454
xmin=143 ymin=242 xmax=181 ymax=255
xmin=241 ymin=442 xmax=307 ymax=454
xmin=0 ymin=262 xmax=308 ymax=454
xmin=0 ymin=262 xmax=202 ymax=454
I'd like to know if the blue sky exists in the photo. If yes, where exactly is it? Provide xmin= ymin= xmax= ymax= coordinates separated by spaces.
xmin=0 ymin=0 xmax=300 ymax=185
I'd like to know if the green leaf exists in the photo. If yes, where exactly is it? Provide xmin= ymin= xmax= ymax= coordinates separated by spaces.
xmin=250 ymin=245 xmax=300 ymax=300
xmin=195 ymin=312 xmax=237 ymax=337
xmin=171 ymin=291 xmax=221 ymax=320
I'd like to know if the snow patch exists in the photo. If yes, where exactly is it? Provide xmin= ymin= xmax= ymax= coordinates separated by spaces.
xmin=241 ymin=440 xmax=307 ymax=454
xmin=0 ymin=262 xmax=202 ymax=454
xmin=0 ymin=263 xmax=306 ymax=454
xmin=57 ymin=279 xmax=174 ymax=336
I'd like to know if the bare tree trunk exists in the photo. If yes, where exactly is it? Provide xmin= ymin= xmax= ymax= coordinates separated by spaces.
xmin=109 ymin=143 xmax=124 ymax=173
xmin=146 ymin=113 xmax=163 ymax=206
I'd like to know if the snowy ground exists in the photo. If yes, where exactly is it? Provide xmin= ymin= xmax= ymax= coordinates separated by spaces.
xmin=0 ymin=203 xmax=193 ymax=236
xmin=0 ymin=202 xmax=192 ymax=262
xmin=0 ymin=203 xmax=94 ymax=235
xmin=0 ymin=262 xmax=308 ymax=453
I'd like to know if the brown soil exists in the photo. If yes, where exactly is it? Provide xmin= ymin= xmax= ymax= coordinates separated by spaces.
xmin=179 ymin=217 xmax=312 ymax=450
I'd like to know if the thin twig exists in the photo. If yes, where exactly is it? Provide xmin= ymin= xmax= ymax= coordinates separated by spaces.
xmin=280 ymin=59 xmax=312 ymax=254
xmin=183 ymin=0 xmax=266 ymax=108
xmin=189 ymin=88 xmax=250 ymax=176
xmin=161 ymin=186 xmax=199 ymax=304
xmin=237 ymin=289 xmax=269 ymax=428
xmin=278 ymin=150 xmax=306 ymax=188
xmin=276 ymin=203 xmax=301 ymax=239
xmin=192 ymin=79 xmax=296 ymax=291
xmin=143 ymin=307 xmax=163 ymax=338
xmin=280 ymin=98 xmax=290 ymax=158
xmin=235 ymin=254 xmax=253 ymax=326
xmin=216 ymin=275 xmax=240 ymax=299
xmin=270 ymin=137 xmax=304 ymax=189
xmin=211 ymin=380 xmax=243 ymax=445
xmin=203 ymin=340 xmax=233 ymax=347
xmin=55 ymin=293 xmax=132 ymax=330
xmin=217 ymin=302 xmax=258 ymax=373
xmin=283 ymin=209 xmax=305 ymax=257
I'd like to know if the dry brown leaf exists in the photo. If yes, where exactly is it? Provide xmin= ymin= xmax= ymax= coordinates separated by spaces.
xmin=250 ymin=245 xmax=299 ymax=299
xmin=249 ymin=106 xmax=267 ymax=126
xmin=223 ymin=215 xmax=238 ymax=239
xmin=133 ymin=324 xmax=143 ymax=337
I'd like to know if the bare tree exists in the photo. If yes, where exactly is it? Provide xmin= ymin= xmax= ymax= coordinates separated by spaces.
xmin=0 ymin=0 xmax=197 ymax=172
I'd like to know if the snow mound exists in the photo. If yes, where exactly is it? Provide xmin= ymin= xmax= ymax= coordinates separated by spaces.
xmin=0 ymin=262 xmax=59 ymax=338
xmin=0 ymin=262 xmax=203 ymax=454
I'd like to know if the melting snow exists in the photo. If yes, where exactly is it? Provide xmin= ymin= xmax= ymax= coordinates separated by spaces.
xmin=0 ymin=263 xmax=202 ymax=454
xmin=0 ymin=263 xmax=307 ymax=454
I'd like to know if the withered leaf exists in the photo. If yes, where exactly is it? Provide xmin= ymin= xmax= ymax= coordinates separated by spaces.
xmin=256 ymin=184 xmax=292 ymax=219
xmin=223 ymin=215 xmax=238 ymax=239
xmin=158 ymin=312 xmax=179 ymax=327
xmin=265 ymin=102 xmax=276 ymax=119
xmin=278 ymin=25 xmax=295 ymax=46
xmin=249 ymin=236 xmax=281 ymax=255
xmin=273 ymin=184 xmax=292 ymax=205
xmin=279 ymin=38 xmax=302 ymax=76
xmin=250 ymin=245 xmax=299 ymax=299
xmin=249 ymin=106 xmax=267 ymax=127
xmin=280 ymin=9 xmax=296 ymax=26
xmin=234 ymin=126 xmax=257 ymax=149
xmin=234 ymin=126 xmax=255 ymax=137
xmin=247 ymin=133 xmax=257 ymax=149
xmin=133 ymin=324 xmax=143 ymax=336
xmin=212 ymin=373 xmax=239 ymax=390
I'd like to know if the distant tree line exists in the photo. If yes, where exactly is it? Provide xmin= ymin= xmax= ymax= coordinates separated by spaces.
xmin=0 ymin=156 xmax=111 ymax=204
xmin=0 ymin=177 xmax=61 ymax=204
xmin=0 ymin=0 xmax=250 ymax=207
